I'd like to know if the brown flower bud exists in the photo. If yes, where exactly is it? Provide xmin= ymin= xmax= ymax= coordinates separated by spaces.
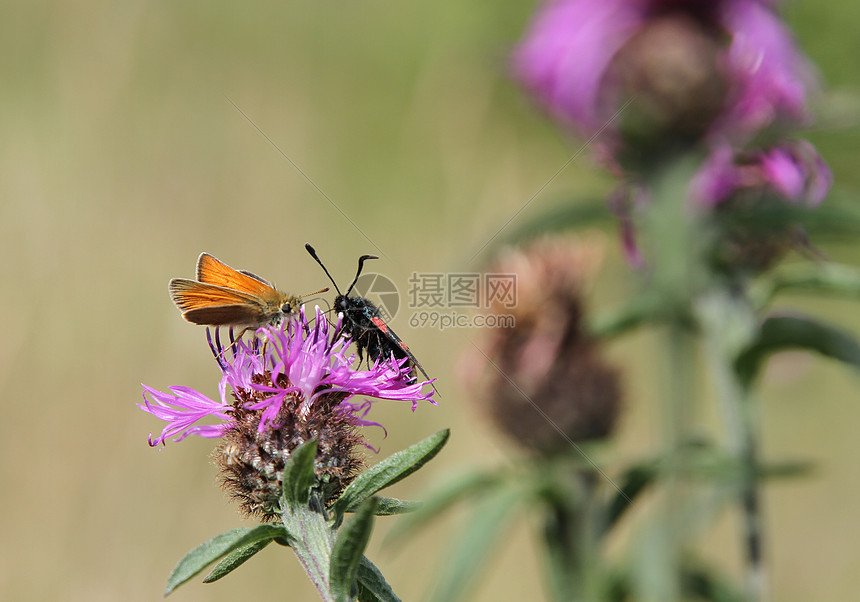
xmin=608 ymin=13 xmax=728 ymax=146
xmin=463 ymin=235 xmax=622 ymax=455
xmin=214 ymin=373 xmax=364 ymax=520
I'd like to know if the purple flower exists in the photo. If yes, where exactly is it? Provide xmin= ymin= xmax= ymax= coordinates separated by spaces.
xmin=513 ymin=0 xmax=645 ymax=134
xmin=690 ymin=140 xmax=832 ymax=206
xmin=140 ymin=306 xmax=435 ymax=447
xmin=759 ymin=141 xmax=832 ymax=205
xmin=138 ymin=385 xmax=234 ymax=445
xmin=717 ymin=0 xmax=814 ymax=138
xmin=513 ymin=0 xmax=815 ymax=146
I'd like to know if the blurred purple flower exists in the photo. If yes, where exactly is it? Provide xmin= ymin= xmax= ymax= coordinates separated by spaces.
xmin=513 ymin=0 xmax=815 ymax=146
xmin=717 ymin=0 xmax=813 ymax=137
xmin=140 ymin=307 xmax=435 ymax=447
xmin=513 ymin=0 xmax=644 ymax=134
xmin=690 ymin=139 xmax=832 ymax=206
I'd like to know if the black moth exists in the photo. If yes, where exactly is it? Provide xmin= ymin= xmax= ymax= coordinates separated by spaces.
xmin=305 ymin=243 xmax=431 ymax=385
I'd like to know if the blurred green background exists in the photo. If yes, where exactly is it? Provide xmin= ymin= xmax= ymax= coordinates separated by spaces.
xmin=1 ymin=1 xmax=858 ymax=600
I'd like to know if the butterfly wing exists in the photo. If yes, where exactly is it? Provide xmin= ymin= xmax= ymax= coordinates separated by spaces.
xmin=195 ymin=253 xmax=278 ymax=299
xmin=168 ymin=278 xmax=268 ymax=326
xmin=181 ymin=305 xmax=269 ymax=326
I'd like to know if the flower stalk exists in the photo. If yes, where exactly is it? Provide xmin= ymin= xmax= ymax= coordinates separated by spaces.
xmin=697 ymin=290 xmax=766 ymax=601
xmin=282 ymin=501 xmax=337 ymax=602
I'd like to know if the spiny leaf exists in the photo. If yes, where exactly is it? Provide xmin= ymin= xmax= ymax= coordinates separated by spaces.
xmin=331 ymin=430 xmax=449 ymax=519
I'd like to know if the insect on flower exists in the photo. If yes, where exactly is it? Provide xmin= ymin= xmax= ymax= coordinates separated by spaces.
xmin=305 ymin=243 xmax=432 ymax=385
xmin=169 ymin=252 xmax=326 ymax=330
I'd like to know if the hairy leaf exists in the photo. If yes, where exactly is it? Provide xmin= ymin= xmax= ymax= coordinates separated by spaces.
xmin=331 ymin=430 xmax=449 ymax=519
xmin=282 ymin=438 xmax=319 ymax=509
xmin=165 ymin=524 xmax=287 ymax=595
xmin=331 ymin=498 xmax=379 ymax=602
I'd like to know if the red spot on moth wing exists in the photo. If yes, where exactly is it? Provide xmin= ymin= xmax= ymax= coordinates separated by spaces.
xmin=370 ymin=316 xmax=389 ymax=334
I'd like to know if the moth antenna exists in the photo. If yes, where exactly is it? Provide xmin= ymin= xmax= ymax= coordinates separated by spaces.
xmin=305 ymin=244 xmax=342 ymax=295
xmin=345 ymin=254 xmax=379 ymax=296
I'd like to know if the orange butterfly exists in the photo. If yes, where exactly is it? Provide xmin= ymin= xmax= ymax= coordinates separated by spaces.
xmin=169 ymin=253 xmax=314 ymax=328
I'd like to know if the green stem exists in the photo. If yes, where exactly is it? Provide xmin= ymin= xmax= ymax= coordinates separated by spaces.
xmin=282 ymin=503 xmax=338 ymax=602
xmin=698 ymin=293 xmax=765 ymax=602
xmin=542 ymin=469 xmax=601 ymax=602
xmin=543 ymin=500 xmax=579 ymax=602
xmin=663 ymin=322 xmax=697 ymax=602
xmin=634 ymin=153 xmax=704 ymax=602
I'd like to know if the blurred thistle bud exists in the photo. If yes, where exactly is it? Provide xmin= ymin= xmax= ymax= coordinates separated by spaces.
xmin=513 ymin=0 xmax=815 ymax=158
xmin=462 ymin=235 xmax=622 ymax=455
xmin=691 ymin=140 xmax=832 ymax=208
xmin=607 ymin=13 xmax=728 ymax=148
xmin=690 ymin=140 xmax=832 ymax=273
xmin=608 ymin=138 xmax=831 ymax=271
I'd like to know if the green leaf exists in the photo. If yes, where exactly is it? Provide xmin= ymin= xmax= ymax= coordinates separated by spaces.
xmin=331 ymin=497 xmax=379 ymax=602
xmin=757 ymin=263 xmax=860 ymax=305
xmin=282 ymin=438 xmax=318 ymax=509
xmin=588 ymin=292 xmax=666 ymax=339
xmin=429 ymin=487 xmax=523 ymax=602
xmin=735 ymin=315 xmax=860 ymax=388
xmin=331 ymin=429 xmax=449 ymax=519
xmin=164 ymin=524 xmax=287 ymax=595
xmin=681 ymin=564 xmax=750 ymax=602
xmin=606 ymin=448 xmax=813 ymax=533
xmin=604 ymin=565 xmax=631 ymax=602
xmin=202 ymin=539 xmax=273 ymax=583
xmin=801 ymin=197 xmax=860 ymax=240
xmin=385 ymin=470 xmax=505 ymax=544
xmin=717 ymin=195 xmax=860 ymax=241
xmin=356 ymin=556 xmax=402 ymax=602
xmin=605 ymin=462 xmax=658 ymax=531
xmin=345 ymin=497 xmax=421 ymax=515
xmin=759 ymin=458 xmax=816 ymax=479
xmin=541 ymin=501 xmax=580 ymax=602
xmin=608 ymin=560 xmax=751 ymax=602
xmin=495 ymin=198 xmax=614 ymax=249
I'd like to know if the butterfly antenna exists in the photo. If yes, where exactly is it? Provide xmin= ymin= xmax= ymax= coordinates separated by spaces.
xmin=299 ymin=287 xmax=330 ymax=299
xmin=346 ymin=254 xmax=379 ymax=296
xmin=305 ymin=244 xmax=342 ymax=295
